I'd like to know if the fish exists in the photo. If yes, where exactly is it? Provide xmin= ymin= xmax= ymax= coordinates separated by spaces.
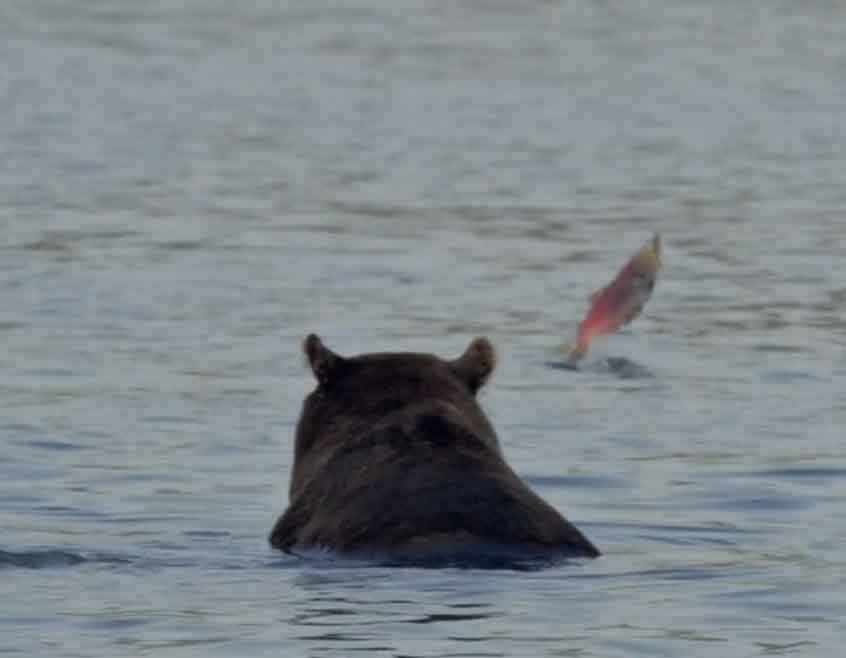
xmin=565 ymin=234 xmax=662 ymax=362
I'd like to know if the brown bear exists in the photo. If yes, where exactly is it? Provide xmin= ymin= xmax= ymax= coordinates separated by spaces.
xmin=269 ymin=334 xmax=599 ymax=565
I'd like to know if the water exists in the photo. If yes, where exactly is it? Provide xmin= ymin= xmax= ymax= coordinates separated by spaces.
xmin=2 ymin=1 xmax=845 ymax=655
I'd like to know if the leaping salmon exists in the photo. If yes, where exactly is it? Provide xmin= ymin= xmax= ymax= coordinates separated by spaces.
xmin=565 ymin=234 xmax=662 ymax=362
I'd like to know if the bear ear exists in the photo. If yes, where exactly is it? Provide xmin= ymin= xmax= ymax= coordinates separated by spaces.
xmin=450 ymin=336 xmax=496 ymax=394
xmin=303 ymin=334 xmax=343 ymax=386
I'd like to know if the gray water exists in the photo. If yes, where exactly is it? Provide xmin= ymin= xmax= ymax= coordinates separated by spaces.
xmin=2 ymin=1 xmax=845 ymax=656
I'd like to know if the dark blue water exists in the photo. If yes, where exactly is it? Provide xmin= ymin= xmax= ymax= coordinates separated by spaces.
xmin=2 ymin=1 xmax=845 ymax=656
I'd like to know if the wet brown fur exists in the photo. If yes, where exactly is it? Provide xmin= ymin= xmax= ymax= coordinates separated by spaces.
xmin=269 ymin=334 xmax=599 ymax=560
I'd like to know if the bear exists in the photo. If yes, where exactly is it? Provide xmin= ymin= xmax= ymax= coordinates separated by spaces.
xmin=269 ymin=334 xmax=600 ymax=564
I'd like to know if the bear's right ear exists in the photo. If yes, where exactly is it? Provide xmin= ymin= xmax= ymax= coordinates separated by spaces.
xmin=450 ymin=336 xmax=497 ymax=394
xmin=303 ymin=334 xmax=343 ymax=386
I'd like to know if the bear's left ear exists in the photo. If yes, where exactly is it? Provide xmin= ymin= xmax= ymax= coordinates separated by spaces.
xmin=450 ymin=336 xmax=496 ymax=394
xmin=303 ymin=334 xmax=344 ymax=386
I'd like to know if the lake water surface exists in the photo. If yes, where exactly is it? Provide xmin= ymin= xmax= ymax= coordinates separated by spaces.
xmin=2 ymin=1 xmax=845 ymax=656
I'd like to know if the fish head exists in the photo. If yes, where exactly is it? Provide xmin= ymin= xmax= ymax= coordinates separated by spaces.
xmin=628 ymin=233 xmax=662 ymax=293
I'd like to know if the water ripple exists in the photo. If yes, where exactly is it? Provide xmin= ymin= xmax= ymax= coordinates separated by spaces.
xmin=0 ymin=548 xmax=87 ymax=569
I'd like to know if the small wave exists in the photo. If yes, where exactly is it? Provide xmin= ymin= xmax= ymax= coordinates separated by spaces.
xmin=713 ymin=495 xmax=811 ymax=512
xmin=737 ymin=467 xmax=846 ymax=481
xmin=759 ymin=369 xmax=819 ymax=383
xmin=0 ymin=548 xmax=87 ymax=569
xmin=16 ymin=439 xmax=85 ymax=451
xmin=524 ymin=474 xmax=630 ymax=490
xmin=593 ymin=521 xmax=759 ymax=536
